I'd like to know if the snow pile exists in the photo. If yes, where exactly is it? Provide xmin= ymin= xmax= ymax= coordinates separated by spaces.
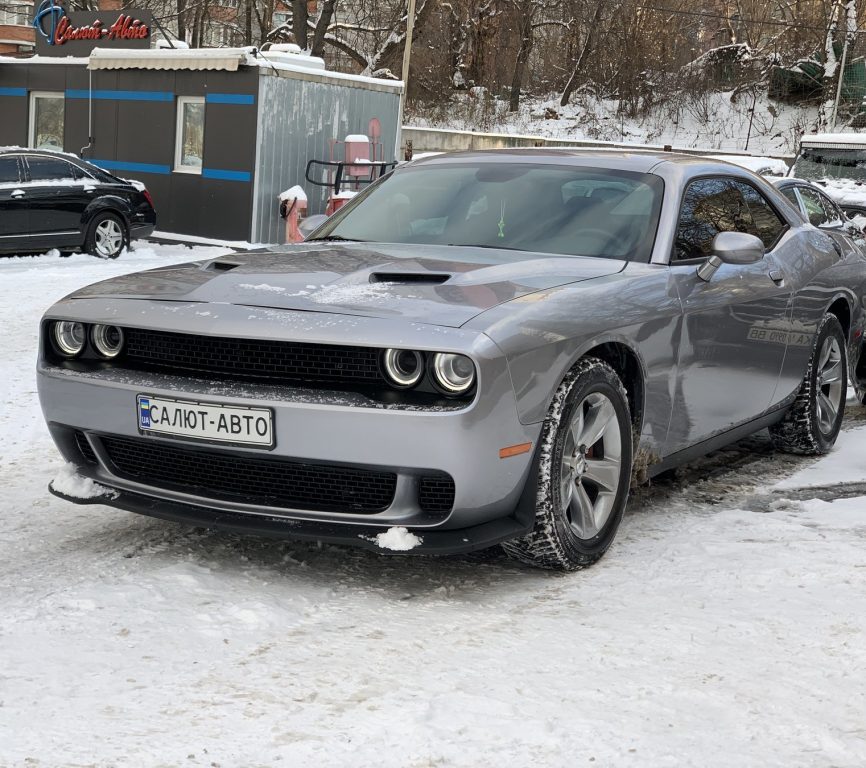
xmin=50 ymin=463 xmax=118 ymax=500
xmin=775 ymin=423 xmax=866 ymax=489
xmin=373 ymin=526 xmax=423 ymax=551
xmin=278 ymin=185 xmax=308 ymax=203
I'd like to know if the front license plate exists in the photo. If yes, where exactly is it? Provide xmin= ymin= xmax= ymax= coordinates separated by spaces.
xmin=136 ymin=395 xmax=274 ymax=448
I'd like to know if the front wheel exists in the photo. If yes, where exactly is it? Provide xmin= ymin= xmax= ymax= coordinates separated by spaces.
xmin=503 ymin=357 xmax=633 ymax=571
xmin=770 ymin=313 xmax=847 ymax=455
xmin=85 ymin=212 xmax=127 ymax=259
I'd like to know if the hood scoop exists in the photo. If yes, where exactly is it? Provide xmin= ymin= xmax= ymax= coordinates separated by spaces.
xmin=204 ymin=260 xmax=243 ymax=272
xmin=369 ymin=272 xmax=451 ymax=285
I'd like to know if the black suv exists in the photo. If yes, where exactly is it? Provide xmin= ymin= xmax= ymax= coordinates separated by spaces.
xmin=0 ymin=148 xmax=156 ymax=258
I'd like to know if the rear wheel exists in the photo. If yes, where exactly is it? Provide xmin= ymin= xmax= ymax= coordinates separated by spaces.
xmin=503 ymin=357 xmax=633 ymax=571
xmin=770 ymin=313 xmax=847 ymax=455
xmin=85 ymin=212 xmax=127 ymax=259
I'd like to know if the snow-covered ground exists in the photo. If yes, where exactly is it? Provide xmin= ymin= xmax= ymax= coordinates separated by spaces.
xmin=410 ymin=90 xmax=821 ymax=156
xmin=2 ymin=244 xmax=866 ymax=766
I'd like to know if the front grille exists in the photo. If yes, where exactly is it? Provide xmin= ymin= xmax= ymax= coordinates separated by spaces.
xmin=418 ymin=475 xmax=455 ymax=513
xmin=100 ymin=435 xmax=396 ymax=514
xmin=122 ymin=328 xmax=384 ymax=387
xmin=75 ymin=430 xmax=98 ymax=463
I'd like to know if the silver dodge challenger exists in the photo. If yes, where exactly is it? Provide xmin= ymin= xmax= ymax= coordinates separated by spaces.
xmin=38 ymin=150 xmax=866 ymax=570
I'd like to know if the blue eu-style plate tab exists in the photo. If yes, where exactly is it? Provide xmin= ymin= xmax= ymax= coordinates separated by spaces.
xmin=138 ymin=396 xmax=151 ymax=428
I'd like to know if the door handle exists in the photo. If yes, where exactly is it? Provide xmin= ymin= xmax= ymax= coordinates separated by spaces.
xmin=10 ymin=189 xmax=25 ymax=199
xmin=768 ymin=269 xmax=785 ymax=286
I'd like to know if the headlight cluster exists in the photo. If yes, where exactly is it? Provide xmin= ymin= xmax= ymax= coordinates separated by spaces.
xmin=381 ymin=348 xmax=476 ymax=396
xmin=50 ymin=321 xmax=125 ymax=359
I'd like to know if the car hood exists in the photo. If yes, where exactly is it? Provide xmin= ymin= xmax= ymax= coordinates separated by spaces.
xmin=71 ymin=242 xmax=626 ymax=327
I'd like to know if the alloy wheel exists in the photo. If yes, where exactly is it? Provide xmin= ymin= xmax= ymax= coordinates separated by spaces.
xmin=815 ymin=335 xmax=843 ymax=435
xmin=94 ymin=218 xmax=123 ymax=258
xmin=559 ymin=391 xmax=623 ymax=540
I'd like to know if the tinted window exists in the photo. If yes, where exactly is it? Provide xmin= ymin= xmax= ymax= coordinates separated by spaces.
xmin=27 ymin=156 xmax=81 ymax=182
xmin=675 ymin=178 xmax=785 ymax=260
xmin=0 ymin=156 xmax=20 ymax=184
xmin=730 ymin=181 xmax=786 ymax=248
xmin=674 ymin=178 xmax=748 ymax=261
xmin=314 ymin=164 xmax=665 ymax=262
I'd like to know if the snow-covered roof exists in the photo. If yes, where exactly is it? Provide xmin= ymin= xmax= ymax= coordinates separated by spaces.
xmin=800 ymin=133 xmax=866 ymax=147
xmin=89 ymin=47 xmax=248 ymax=72
xmin=1 ymin=47 xmax=403 ymax=92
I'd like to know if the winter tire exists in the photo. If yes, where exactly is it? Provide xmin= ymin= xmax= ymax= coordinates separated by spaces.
xmin=85 ymin=212 xmax=127 ymax=259
xmin=770 ymin=313 xmax=847 ymax=455
xmin=503 ymin=357 xmax=633 ymax=571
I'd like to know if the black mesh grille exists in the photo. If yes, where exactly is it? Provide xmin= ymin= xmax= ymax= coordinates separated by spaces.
xmin=418 ymin=475 xmax=455 ymax=513
xmin=100 ymin=436 xmax=396 ymax=514
xmin=122 ymin=328 xmax=384 ymax=386
xmin=75 ymin=431 xmax=98 ymax=463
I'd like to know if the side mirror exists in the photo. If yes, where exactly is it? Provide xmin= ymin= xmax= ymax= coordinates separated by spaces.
xmin=697 ymin=231 xmax=765 ymax=282
xmin=300 ymin=214 xmax=329 ymax=240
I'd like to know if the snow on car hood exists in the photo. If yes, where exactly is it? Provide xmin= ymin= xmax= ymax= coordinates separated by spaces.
xmin=805 ymin=178 xmax=866 ymax=208
xmin=70 ymin=242 xmax=626 ymax=327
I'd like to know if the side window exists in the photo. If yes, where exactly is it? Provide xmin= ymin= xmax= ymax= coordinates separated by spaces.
xmin=780 ymin=187 xmax=802 ymax=213
xmin=0 ymin=156 xmax=20 ymax=184
xmin=27 ymin=156 xmax=80 ymax=182
xmin=674 ymin=178 xmax=753 ymax=261
xmin=729 ymin=180 xmax=786 ymax=249
xmin=797 ymin=186 xmax=832 ymax=227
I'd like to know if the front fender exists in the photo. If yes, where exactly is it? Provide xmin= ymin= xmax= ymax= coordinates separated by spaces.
xmin=465 ymin=264 xmax=682 ymax=458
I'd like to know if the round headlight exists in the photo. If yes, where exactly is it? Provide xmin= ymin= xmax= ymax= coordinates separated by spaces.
xmin=382 ymin=348 xmax=424 ymax=388
xmin=431 ymin=353 xmax=476 ymax=395
xmin=52 ymin=321 xmax=87 ymax=357
xmin=91 ymin=324 xmax=125 ymax=358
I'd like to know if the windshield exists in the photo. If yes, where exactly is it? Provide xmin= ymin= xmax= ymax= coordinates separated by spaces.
xmin=792 ymin=146 xmax=866 ymax=182
xmin=312 ymin=163 xmax=664 ymax=262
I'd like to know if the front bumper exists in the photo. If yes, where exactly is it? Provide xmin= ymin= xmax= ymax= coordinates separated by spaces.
xmin=37 ymin=305 xmax=542 ymax=550
xmin=47 ymin=482 xmax=534 ymax=555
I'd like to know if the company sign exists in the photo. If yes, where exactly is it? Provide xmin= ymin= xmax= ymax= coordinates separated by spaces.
xmin=33 ymin=1 xmax=152 ymax=56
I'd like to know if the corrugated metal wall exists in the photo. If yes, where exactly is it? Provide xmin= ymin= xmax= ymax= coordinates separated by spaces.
xmin=252 ymin=72 xmax=401 ymax=244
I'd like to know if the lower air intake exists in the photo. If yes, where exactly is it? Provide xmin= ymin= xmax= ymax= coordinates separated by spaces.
xmin=100 ymin=435 xmax=397 ymax=514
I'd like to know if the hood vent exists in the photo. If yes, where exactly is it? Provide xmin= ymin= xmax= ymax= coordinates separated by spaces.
xmin=205 ymin=260 xmax=243 ymax=272
xmin=369 ymin=272 xmax=450 ymax=285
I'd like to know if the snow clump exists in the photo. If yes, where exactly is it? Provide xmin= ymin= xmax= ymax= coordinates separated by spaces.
xmin=374 ymin=526 xmax=423 ymax=551
xmin=50 ymin=463 xmax=118 ymax=500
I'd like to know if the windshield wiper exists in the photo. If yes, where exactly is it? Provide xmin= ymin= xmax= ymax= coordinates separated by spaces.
xmin=306 ymin=235 xmax=367 ymax=242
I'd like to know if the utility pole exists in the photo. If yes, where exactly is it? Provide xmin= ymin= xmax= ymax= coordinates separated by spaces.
xmin=395 ymin=0 xmax=417 ymax=159
xmin=831 ymin=32 xmax=850 ymax=129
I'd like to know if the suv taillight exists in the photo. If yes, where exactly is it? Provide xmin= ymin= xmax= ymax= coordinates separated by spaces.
xmin=142 ymin=189 xmax=154 ymax=208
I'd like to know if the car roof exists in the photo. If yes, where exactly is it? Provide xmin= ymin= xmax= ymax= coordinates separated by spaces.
xmin=405 ymin=147 xmax=748 ymax=175
xmin=0 ymin=146 xmax=91 ymax=163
